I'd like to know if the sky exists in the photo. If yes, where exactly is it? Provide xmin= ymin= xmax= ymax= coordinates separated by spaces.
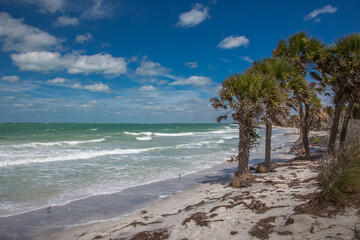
xmin=0 ymin=0 xmax=359 ymax=123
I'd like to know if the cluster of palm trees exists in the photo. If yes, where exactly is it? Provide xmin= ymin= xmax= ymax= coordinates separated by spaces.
xmin=211 ymin=32 xmax=360 ymax=187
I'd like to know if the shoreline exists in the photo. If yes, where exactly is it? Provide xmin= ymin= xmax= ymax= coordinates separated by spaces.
xmin=0 ymin=128 xmax=299 ymax=239
xmin=47 ymin=141 xmax=360 ymax=240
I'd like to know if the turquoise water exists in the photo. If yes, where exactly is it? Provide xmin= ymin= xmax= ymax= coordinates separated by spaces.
xmin=0 ymin=123 xmax=248 ymax=217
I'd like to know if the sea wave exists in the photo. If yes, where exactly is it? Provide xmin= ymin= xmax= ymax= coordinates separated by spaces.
xmin=124 ymin=131 xmax=152 ymax=136
xmin=11 ymin=138 xmax=106 ymax=148
xmin=124 ymin=131 xmax=194 ymax=137
xmin=136 ymin=136 xmax=152 ymax=141
xmin=153 ymin=132 xmax=194 ymax=137
xmin=0 ymin=147 xmax=157 ymax=167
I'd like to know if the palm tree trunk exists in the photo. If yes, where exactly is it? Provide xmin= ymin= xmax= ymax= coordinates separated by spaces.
xmin=339 ymin=98 xmax=354 ymax=146
xmin=264 ymin=118 xmax=272 ymax=167
xmin=237 ymin=123 xmax=250 ymax=175
xmin=328 ymin=92 xmax=349 ymax=155
xmin=303 ymin=103 xmax=311 ymax=159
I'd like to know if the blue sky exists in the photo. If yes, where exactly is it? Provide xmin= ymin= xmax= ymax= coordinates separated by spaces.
xmin=0 ymin=0 xmax=359 ymax=123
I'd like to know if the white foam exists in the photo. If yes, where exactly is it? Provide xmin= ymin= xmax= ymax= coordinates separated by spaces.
xmin=153 ymin=132 xmax=194 ymax=137
xmin=12 ymin=138 xmax=106 ymax=148
xmin=124 ymin=131 xmax=152 ymax=136
xmin=0 ymin=147 xmax=157 ymax=167
xmin=136 ymin=136 xmax=152 ymax=141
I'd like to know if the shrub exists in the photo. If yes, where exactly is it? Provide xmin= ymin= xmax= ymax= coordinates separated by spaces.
xmin=319 ymin=139 xmax=360 ymax=206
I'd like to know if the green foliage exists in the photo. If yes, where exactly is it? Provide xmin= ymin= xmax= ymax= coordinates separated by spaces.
xmin=320 ymin=140 xmax=360 ymax=206
xmin=312 ymin=137 xmax=322 ymax=144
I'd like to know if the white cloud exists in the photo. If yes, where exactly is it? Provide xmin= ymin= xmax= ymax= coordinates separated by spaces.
xmin=185 ymin=61 xmax=198 ymax=69
xmin=71 ymin=83 xmax=82 ymax=89
xmin=22 ymin=0 xmax=65 ymax=13
xmin=304 ymin=5 xmax=337 ymax=21
xmin=67 ymin=53 xmax=127 ymax=76
xmin=135 ymin=58 xmax=169 ymax=76
xmin=55 ymin=15 xmax=79 ymax=27
xmin=81 ymin=0 xmax=112 ymax=20
xmin=71 ymin=82 xmax=110 ymax=93
xmin=218 ymin=35 xmax=249 ymax=49
xmin=1 ymin=75 xmax=20 ymax=82
xmin=0 ymin=12 xmax=61 ymax=52
xmin=176 ymin=3 xmax=209 ymax=28
xmin=241 ymin=56 xmax=254 ymax=63
xmin=11 ymin=51 xmax=127 ymax=77
xmin=76 ymin=33 xmax=93 ymax=43
xmin=139 ymin=85 xmax=156 ymax=91
xmin=170 ymin=76 xmax=211 ymax=86
xmin=150 ymin=79 xmax=168 ymax=85
xmin=11 ymin=51 xmax=63 ymax=71
xmin=46 ymin=77 xmax=66 ymax=84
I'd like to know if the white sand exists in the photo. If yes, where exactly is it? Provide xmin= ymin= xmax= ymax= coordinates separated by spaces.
xmin=46 ymin=148 xmax=360 ymax=240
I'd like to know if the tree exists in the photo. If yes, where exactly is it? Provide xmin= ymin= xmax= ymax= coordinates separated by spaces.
xmin=316 ymin=34 xmax=360 ymax=154
xmin=249 ymin=58 xmax=295 ymax=168
xmin=339 ymin=94 xmax=359 ymax=145
xmin=273 ymin=32 xmax=325 ymax=159
xmin=211 ymin=72 xmax=273 ymax=187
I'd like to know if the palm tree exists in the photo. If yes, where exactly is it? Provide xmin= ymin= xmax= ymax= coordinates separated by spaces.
xmin=211 ymin=72 xmax=274 ymax=187
xmin=273 ymin=32 xmax=326 ymax=159
xmin=316 ymin=34 xmax=360 ymax=154
xmin=249 ymin=58 xmax=296 ymax=168
xmin=339 ymin=93 xmax=359 ymax=145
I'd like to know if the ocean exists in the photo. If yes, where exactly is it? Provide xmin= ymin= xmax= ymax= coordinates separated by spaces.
xmin=0 ymin=123 xmax=248 ymax=217
xmin=0 ymin=123 xmax=298 ymax=239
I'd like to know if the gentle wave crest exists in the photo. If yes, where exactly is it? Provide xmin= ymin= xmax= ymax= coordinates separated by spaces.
xmin=0 ymin=147 xmax=157 ymax=167
xmin=11 ymin=138 xmax=106 ymax=148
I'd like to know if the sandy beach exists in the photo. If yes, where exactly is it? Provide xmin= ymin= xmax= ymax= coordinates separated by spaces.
xmin=37 ymin=131 xmax=359 ymax=240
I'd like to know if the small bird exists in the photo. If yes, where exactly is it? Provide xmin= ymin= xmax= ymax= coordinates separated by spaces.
xmin=178 ymin=174 xmax=181 ymax=179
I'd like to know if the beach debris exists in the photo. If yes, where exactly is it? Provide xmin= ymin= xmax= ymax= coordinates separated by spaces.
xmin=285 ymin=217 xmax=295 ymax=225
xmin=46 ymin=206 xmax=52 ymax=213
xmin=248 ymin=199 xmax=268 ymax=214
xmin=256 ymin=164 xmax=269 ymax=173
xmin=232 ymin=172 xmax=255 ymax=188
xmin=226 ymin=155 xmax=238 ymax=163
xmin=182 ymin=212 xmax=223 ymax=227
xmin=129 ymin=228 xmax=169 ymax=240
xmin=248 ymin=216 xmax=276 ymax=239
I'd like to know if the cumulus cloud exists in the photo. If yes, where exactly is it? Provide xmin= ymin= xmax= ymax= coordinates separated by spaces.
xmin=46 ymin=77 xmax=66 ymax=84
xmin=1 ymin=75 xmax=20 ymax=82
xmin=240 ymin=56 xmax=254 ymax=63
xmin=0 ymin=12 xmax=61 ymax=52
xmin=11 ymin=51 xmax=127 ymax=77
xmin=71 ymin=82 xmax=110 ymax=93
xmin=185 ymin=61 xmax=198 ymax=69
xmin=22 ymin=0 xmax=65 ymax=13
xmin=81 ymin=0 xmax=112 ymax=20
xmin=218 ymin=35 xmax=249 ymax=49
xmin=55 ymin=15 xmax=79 ymax=26
xmin=135 ymin=57 xmax=169 ymax=76
xmin=67 ymin=53 xmax=127 ymax=76
xmin=76 ymin=33 xmax=93 ymax=43
xmin=170 ymin=76 xmax=211 ymax=86
xmin=11 ymin=51 xmax=63 ymax=71
xmin=176 ymin=3 xmax=209 ymax=28
xmin=304 ymin=5 xmax=337 ymax=21
xmin=139 ymin=85 xmax=156 ymax=91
